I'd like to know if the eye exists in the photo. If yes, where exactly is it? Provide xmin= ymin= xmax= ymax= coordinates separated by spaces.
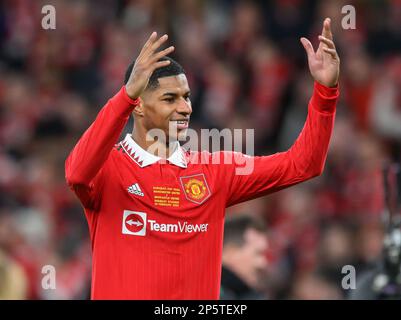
xmin=163 ymin=97 xmax=175 ymax=103
xmin=184 ymin=95 xmax=191 ymax=101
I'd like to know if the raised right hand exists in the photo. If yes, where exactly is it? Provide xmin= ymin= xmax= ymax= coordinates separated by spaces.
xmin=125 ymin=32 xmax=175 ymax=99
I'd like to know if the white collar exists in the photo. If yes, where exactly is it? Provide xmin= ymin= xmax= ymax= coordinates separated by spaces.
xmin=120 ymin=134 xmax=187 ymax=168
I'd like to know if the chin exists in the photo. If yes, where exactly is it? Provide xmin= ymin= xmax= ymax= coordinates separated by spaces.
xmin=167 ymin=130 xmax=188 ymax=142
xmin=177 ymin=130 xmax=188 ymax=142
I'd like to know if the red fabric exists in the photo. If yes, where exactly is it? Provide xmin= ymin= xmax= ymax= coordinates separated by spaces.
xmin=65 ymin=82 xmax=338 ymax=299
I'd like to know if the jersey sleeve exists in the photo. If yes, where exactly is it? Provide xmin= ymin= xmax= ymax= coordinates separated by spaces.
xmin=225 ymin=81 xmax=339 ymax=207
xmin=65 ymin=86 xmax=138 ymax=210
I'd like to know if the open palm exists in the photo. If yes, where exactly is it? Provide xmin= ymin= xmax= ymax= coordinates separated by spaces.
xmin=301 ymin=18 xmax=340 ymax=87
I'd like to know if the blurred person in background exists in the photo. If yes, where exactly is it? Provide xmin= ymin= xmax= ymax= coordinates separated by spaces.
xmin=289 ymin=271 xmax=343 ymax=300
xmin=221 ymin=214 xmax=269 ymax=299
xmin=0 ymin=249 xmax=28 ymax=299
xmin=315 ymin=223 xmax=357 ymax=298
xmin=370 ymin=57 xmax=401 ymax=145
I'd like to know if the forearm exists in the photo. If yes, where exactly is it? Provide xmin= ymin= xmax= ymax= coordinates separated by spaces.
xmin=286 ymin=81 xmax=338 ymax=178
xmin=65 ymin=86 xmax=138 ymax=187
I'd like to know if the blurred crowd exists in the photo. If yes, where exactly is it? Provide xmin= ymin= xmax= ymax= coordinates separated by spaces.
xmin=0 ymin=0 xmax=400 ymax=299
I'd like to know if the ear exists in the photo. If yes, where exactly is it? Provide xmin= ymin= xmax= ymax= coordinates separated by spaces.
xmin=132 ymin=97 xmax=144 ymax=117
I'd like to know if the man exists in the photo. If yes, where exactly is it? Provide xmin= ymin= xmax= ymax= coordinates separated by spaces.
xmin=220 ymin=215 xmax=269 ymax=300
xmin=65 ymin=18 xmax=340 ymax=299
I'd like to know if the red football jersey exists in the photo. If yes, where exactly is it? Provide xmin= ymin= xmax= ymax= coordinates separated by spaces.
xmin=65 ymin=82 xmax=339 ymax=299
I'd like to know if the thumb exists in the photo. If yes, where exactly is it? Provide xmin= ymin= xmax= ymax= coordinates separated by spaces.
xmin=300 ymin=37 xmax=315 ymax=59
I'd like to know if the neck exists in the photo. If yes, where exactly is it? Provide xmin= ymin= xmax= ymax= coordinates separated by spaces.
xmin=131 ymin=129 xmax=177 ymax=159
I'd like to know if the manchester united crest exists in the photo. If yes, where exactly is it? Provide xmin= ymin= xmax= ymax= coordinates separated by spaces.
xmin=180 ymin=174 xmax=211 ymax=204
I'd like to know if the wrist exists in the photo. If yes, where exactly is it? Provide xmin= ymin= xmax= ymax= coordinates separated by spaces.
xmin=123 ymin=86 xmax=141 ymax=106
xmin=311 ymin=81 xmax=339 ymax=113
xmin=316 ymin=79 xmax=338 ymax=88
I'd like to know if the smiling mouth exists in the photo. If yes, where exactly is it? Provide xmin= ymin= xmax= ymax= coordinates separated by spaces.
xmin=170 ymin=119 xmax=189 ymax=130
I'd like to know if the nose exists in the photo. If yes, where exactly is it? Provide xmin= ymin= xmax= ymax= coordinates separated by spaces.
xmin=176 ymin=98 xmax=192 ymax=116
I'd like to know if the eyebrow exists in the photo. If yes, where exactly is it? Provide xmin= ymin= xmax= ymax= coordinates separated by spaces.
xmin=161 ymin=91 xmax=191 ymax=97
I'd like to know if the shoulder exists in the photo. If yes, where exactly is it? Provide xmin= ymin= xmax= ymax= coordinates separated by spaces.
xmin=105 ymin=142 xmax=130 ymax=165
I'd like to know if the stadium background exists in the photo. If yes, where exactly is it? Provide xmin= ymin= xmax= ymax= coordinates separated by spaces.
xmin=0 ymin=0 xmax=400 ymax=299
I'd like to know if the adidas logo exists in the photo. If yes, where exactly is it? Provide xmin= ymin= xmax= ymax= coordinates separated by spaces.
xmin=127 ymin=183 xmax=144 ymax=197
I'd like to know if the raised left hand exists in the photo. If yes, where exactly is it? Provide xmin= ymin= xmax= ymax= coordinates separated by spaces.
xmin=300 ymin=18 xmax=340 ymax=87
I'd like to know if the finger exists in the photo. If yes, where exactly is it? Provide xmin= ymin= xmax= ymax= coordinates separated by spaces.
xmin=152 ymin=59 xmax=171 ymax=70
xmin=149 ymin=34 xmax=169 ymax=53
xmin=151 ymin=46 xmax=175 ymax=62
xmin=318 ymin=35 xmax=336 ymax=49
xmin=322 ymin=17 xmax=333 ymax=40
xmin=300 ymin=37 xmax=315 ymax=58
xmin=141 ymin=31 xmax=158 ymax=53
xmin=322 ymin=47 xmax=338 ymax=59
xmin=137 ymin=32 xmax=158 ymax=60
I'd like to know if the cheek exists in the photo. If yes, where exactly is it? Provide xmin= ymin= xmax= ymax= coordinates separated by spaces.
xmin=146 ymin=107 xmax=170 ymax=125
xmin=244 ymin=246 xmax=266 ymax=268
xmin=241 ymin=247 xmax=256 ymax=265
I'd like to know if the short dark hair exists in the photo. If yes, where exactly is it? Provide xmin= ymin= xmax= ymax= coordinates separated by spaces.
xmin=124 ymin=56 xmax=185 ymax=90
xmin=223 ymin=215 xmax=266 ymax=247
